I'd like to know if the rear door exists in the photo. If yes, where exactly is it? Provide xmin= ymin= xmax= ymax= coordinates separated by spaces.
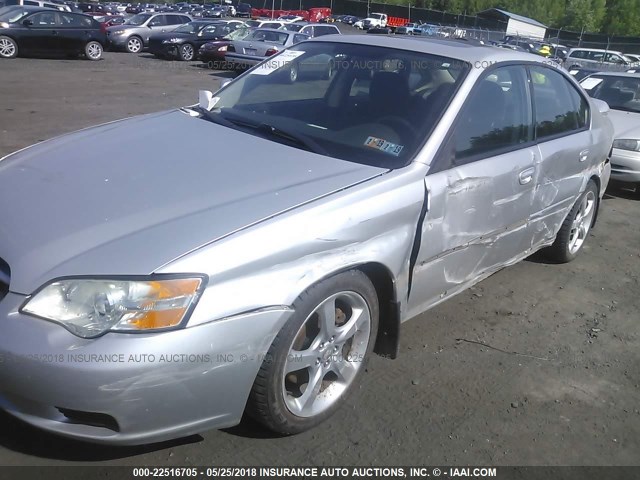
xmin=408 ymin=65 xmax=538 ymax=317
xmin=527 ymin=65 xmax=592 ymax=249
xmin=57 ymin=12 xmax=94 ymax=53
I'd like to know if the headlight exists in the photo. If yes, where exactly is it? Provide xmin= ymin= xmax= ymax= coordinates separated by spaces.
xmin=0 ymin=22 xmax=9 ymax=28
xmin=111 ymin=29 xmax=127 ymax=35
xmin=613 ymin=139 xmax=640 ymax=152
xmin=218 ymin=45 xmax=227 ymax=52
xmin=162 ymin=38 xmax=181 ymax=43
xmin=21 ymin=275 xmax=206 ymax=338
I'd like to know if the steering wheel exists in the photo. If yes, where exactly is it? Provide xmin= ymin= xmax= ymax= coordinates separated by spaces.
xmin=377 ymin=115 xmax=419 ymax=138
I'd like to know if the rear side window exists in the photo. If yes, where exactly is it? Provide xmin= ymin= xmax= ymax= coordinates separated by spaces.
xmin=60 ymin=12 xmax=92 ymax=27
xmin=453 ymin=65 xmax=532 ymax=161
xmin=530 ymin=66 xmax=587 ymax=140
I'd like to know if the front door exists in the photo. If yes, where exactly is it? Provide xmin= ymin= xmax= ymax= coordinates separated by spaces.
xmin=407 ymin=65 xmax=537 ymax=318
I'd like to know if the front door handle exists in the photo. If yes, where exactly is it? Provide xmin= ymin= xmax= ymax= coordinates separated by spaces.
xmin=518 ymin=167 xmax=535 ymax=185
xmin=579 ymin=149 xmax=589 ymax=162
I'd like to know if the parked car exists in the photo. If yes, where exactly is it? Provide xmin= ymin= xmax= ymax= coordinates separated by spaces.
xmin=94 ymin=14 xmax=125 ymax=27
xmin=564 ymin=48 xmax=637 ymax=71
xmin=149 ymin=20 xmax=241 ymax=61
xmin=0 ymin=0 xmax=71 ymax=10
xmin=235 ymin=1 xmax=250 ymax=18
xmin=339 ymin=15 xmax=359 ymax=25
xmin=580 ymin=72 xmax=640 ymax=195
xmin=277 ymin=14 xmax=303 ymax=23
xmin=0 ymin=36 xmax=613 ymax=445
xmin=198 ymin=24 xmax=252 ymax=67
xmin=202 ymin=5 xmax=224 ymax=18
xmin=106 ymin=12 xmax=191 ymax=53
xmin=225 ymin=28 xmax=307 ymax=75
xmin=0 ymin=6 xmax=105 ymax=59
xmin=395 ymin=22 xmax=419 ymax=35
xmin=245 ymin=19 xmax=285 ymax=29
xmin=280 ymin=22 xmax=339 ymax=37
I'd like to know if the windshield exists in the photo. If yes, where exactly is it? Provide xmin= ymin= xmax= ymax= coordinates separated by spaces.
xmin=225 ymin=26 xmax=251 ymax=40
xmin=173 ymin=21 xmax=202 ymax=34
xmin=581 ymin=75 xmax=640 ymax=113
xmin=202 ymin=42 xmax=468 ymax=168
xmin=246 ymin=29 xmax=289 ymax=45
xmin=282 ymin=23 xmax=304 ymax=32
xmin=124 ymin=13 xmax=152 ymax=25
xmin=0 ymin=6 xmax=31 ymax=22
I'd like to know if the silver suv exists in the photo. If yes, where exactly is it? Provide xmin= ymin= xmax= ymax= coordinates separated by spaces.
xmin=106 ymin=12 xmax=191 ymax=53
xmin=565 ymin=48 xmax=636 ymax=71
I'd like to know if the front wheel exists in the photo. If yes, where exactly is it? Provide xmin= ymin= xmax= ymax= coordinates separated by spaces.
xmin=178 ymin=43 xmax=195 ymax=61
xmin=125 ymin=36 xmax=143 ymax=53
xmin=84 ymin=41 xmax=103 ymax=60
xmin=545 ymin=180 xmax=598 ymax=263
xmin=0 ymin=36 xmax=18 ymax=59
xmin=247 ymin=270 xmax=379 ymax=434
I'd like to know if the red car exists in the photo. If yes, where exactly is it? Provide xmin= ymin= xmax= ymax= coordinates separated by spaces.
xmin=198 ymin=26 xmax=253 ymax=68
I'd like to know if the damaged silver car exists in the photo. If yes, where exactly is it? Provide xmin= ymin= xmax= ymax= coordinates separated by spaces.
xmin=0 ymin=36 xmax=613 ymax=445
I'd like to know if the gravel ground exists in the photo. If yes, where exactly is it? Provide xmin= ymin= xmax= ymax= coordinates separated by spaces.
xmin=0 ymin=46 xmax=639 ymax=468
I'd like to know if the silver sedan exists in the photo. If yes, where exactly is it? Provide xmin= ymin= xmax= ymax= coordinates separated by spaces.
xmin=225 ymin=28 xmax=308 ymax=75
xmin=0 ymin=35 xmax=613 ymax=445
xmin=580 ymin=71 xmax=640 ymax=195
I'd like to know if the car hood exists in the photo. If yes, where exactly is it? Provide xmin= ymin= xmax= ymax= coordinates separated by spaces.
xmin=607 ymin=108 xmax=640 ymax=139
xmin=0 ymin=110 xmax=386 ymax=294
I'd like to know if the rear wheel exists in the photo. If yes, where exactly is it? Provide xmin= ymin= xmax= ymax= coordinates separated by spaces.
xmin=0 ymin=36 xmax=18 ymax=59
xmin=545 ymin=180 xmax=598 ymax=263
xmin=84 ymin=41 xmax=103 ymax=60
xmin=178 ymin=43 xmax=195 ymax=61
xmin=126 ymin=36 xmax=143 ymax=53
xmin=247 ymin=270 xmax=378 ymax=434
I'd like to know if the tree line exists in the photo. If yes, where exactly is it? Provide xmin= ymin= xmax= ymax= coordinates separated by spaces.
xmin=384 ymin=0 xmax=640 ymax=36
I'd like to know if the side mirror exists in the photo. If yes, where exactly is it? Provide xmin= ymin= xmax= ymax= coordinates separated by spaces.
xmin=22 ymin=19 xmax=33 ymax=26
xmin=592 ymin=98 xmax=610 ymax=115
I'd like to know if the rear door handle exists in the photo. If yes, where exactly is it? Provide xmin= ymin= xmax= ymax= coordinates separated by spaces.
xmin=518 ymin=167 xmax=535 ymax=185
xmin=579 ymin=149 xmax=589 ymax=162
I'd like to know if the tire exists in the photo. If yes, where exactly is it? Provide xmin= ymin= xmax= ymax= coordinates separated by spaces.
xmin=247 ymin=270 xmax=379 ymax=435
xmin=0 ymin=36 xmax=18 ymax=59
xmin=545 ymin=180 xmax=598 ymax=263
xmin=84 ymin=40 xmax=103 ymax=61
xmin=178 ymin=43 xmax=195 ymax=61
xmin=125 ymin=36 xmax=143 ymax=54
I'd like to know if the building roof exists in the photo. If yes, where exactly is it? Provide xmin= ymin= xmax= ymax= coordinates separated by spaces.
xmin=478 ymin=8 xmax=547 ymax=29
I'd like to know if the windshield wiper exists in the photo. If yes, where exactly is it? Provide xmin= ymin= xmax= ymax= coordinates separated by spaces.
xmin=200 ymin=109 xmax=327 ymax=155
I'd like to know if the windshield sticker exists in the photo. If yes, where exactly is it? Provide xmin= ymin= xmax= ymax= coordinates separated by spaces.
xmin=581 ymin=77 xmax=604 ymax=90
xmin=364 ymin=136 xmax=404 ymax=156
xmin=251 ymin=50 xmax=305 ymax=75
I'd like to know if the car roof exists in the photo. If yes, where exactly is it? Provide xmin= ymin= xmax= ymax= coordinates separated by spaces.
xmin=306 ymin=34 xmax=549 ymax=64
xmin=569 ymin=47 xmax=623 ymax=54
xmin=582 ymin=71 xmax=640 ymax=78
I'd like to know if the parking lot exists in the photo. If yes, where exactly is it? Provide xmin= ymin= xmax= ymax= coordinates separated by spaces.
xmin=0 ymin=49 xmax=639 ymax=467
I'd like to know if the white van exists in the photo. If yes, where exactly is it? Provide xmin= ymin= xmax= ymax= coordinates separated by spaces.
xmin=0 ymin=0 xmax=71 ymax=11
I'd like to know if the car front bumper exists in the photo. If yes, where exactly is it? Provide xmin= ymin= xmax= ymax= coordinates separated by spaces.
xmin=0 ymin=292 xmax=291 ymax=445
xmin=610 ymin=147 xmax=640 ymax=184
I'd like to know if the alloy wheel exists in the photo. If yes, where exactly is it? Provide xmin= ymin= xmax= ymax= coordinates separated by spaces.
xmin=283 ymin=291 xmax=371 ymax=418
xmin=0 ymin=38 xmax=16 ymax=58
xmin=568 ymin=190 xmax=596 ymax=254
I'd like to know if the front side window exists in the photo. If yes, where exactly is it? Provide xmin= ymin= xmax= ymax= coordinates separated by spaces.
xmin=530 ymin=66 xmax=585 ymax=139
xmin=453 ymin=66 xmax=532 ymax=162
xmin=204 ymin=42 xmax=468 ymax=168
